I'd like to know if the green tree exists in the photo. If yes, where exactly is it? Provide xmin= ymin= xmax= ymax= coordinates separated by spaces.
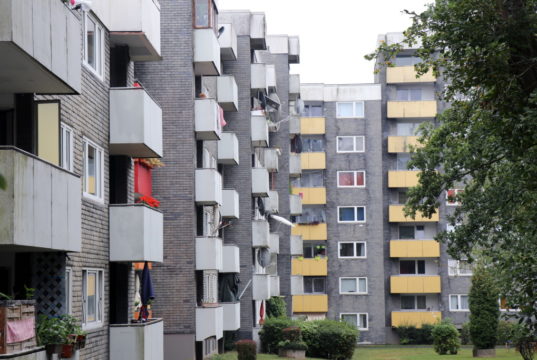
xmin=469 ymin=267 xmax=499 ymax=349
xmin=366 ymin=0 xmax=537 ymax=334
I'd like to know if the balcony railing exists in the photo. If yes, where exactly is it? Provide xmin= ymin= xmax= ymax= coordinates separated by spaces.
xmin=270 ymin=276 xmax=280 ymax=297
xmin=390 ymin=240 xmax=440 ymax=258
xmin=251 ymin=115 xmax=269 ymax=147
xmin=264 ymin=191 xmax=279 ymax=214
xmin=390 ymin=276 xmax=441 ymax=294
xmin=110 ymin=319 xmax=164 ymax=360
xmin=251 ymin=168 xmax=269 ymax=197
xmin=269 ymin=233 xmax=280 ymax=254
xmin=388 ymin=171 xmax=420 ymax=188
xmin=195 ymin=237 xmax=223 ymax=271
xmin=300 ymin=117 xmax=325 ymax=134
xmin=251 ymin=64 xmax=267 ymax=94
xmin=217 ymin=24 xmax=237 ymax=61
xmin=217 ymin=132 xmax=239 ymax=165
xmin=195 ymin=98 xmax=222 ymax=140
xmin=387 ymin=136 xmax=422 ymax=153
xmin=301 ymin=152 xmax=326 ymax=170
xmin=389 ymin=205 xmax=439 ymax=222
xmin=252 ymin=220 xmax=270 ymax=248
xmin=221 ymin=189 xmax=239 ymax=219
xmin=289 ymin=74 xmax=300 ymax=100
xmin=386 ymin=66 xmax=436 ymax=84
xmin=288 ymin=36 xmax=300 ymax=64
xmin=195 ymin=169 xmax=222 ymax=206
xmin=291 ymin=275 xmax=303 ymax=295
xmin=290 ymin=236 xmax=303 ymax=256
xmin=266 ymin=65 xmax=277 ymax=93
xmin=252 ymin=274 xmax=271 ymax=300
xmin=292 ymin=258 xmax=327 ymax=276
xmin=196 ymin=306 xmax=223 ymax=341
xmin=291 ymin=224 xmax=327 ymax=241
xmin=387 ymin=101 xmax=437 ymax=118
xmin=217 ymin=76 xmax=239 ymax=112
xmin=263 ymin=148 xmax=279 ymax=172
xmin=291 ymin=187 xmax=326 ymax=205
xmin=194 ymin=29 xmax=221 ymax=76
xmin=289 ymin=194 xmax=303 ymax=215
xmin=250 ymin=13 xmax=267 ymax=50
xmin=222 ymin=245 xmax=240 ymax=273
xmin=391 ymin=311 xmax=441 ymax=328
xmin=222 ymin=302 xmax=240 ymax=331
xmin=292 ymin=295 xmax=328 ymax=313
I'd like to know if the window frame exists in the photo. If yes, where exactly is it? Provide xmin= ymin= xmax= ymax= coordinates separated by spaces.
xmin=449 ymin=294 xmax=469 ymax=312
xmin=336 ymin=101 xmax=365 ymax=119
xmin=337 ymin=206 xmax=366 ymax=224
xmin=399 ymin=259 xmax=426 ymax=275
xmin=65 ymin=267 xmax=72 ymax=315
xmin=303 ymin=277 xmax=326 ymax=294
xmin=82 ymin=268 xmax=104 ymax=329
xmin=193 ymin=0 xmax=217 ymax=30
xmin=338 ymin=241 xmax=367 ymax=259
xmin=337 ymin=170 xmax=366 ymax=188
xmin=60 ymin=123 xmax=74 ymax=172
xmin=340 ymin=313 xmax=368 ymax=331
xmin=83 ymin=138 xmax=105 ymax=203
xmin=339 ymin=277 xmax=368 ymax=295
xmin=400 ymin=295 xmax=427 ymax=310
xmin=336 ymin=136 xmax=365 ymax=153
xmin=83 ymin=12 xmax=105 ymax=80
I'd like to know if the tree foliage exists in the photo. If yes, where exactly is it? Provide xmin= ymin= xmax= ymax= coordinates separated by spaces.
xmin=367 ymin=0 xmax=537 ymax=334
xmin=469 ymin=267 xmax=500 ymax=349
xmin=431 ymin=319 xmax=461 ymax=355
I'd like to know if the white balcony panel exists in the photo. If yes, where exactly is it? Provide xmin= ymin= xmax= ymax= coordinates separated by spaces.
xmin=195 ymin=169 xmax=222 ymax=206
xmin=251 ymin=168 xmax=269 ymax=197
xmin=218 ymin=23 xmax=237 ymax=61
xmin=194 ymin=29 xmax=221 ymax=76
xmin=288 ymin=36 xmax=300 ymax=64
xmin=196 ymin=306 xmax=223 ymax=341
xmin=289 ymin=116 xmax=300 ymax=135
xmin=250 ymin=13 xmax=267 ymax=50
xmin=263 ymin=148 xmax=279 ymax=172
xmin=251 ymin=116 xmax=269 ymax=147
xmin=251 ymin=64 xmax=267 ymax=94
xmin=109 ymin=0 xmax=161 ymax=61
xmin=217 ymin=132 xmax=239 ymax=165
xmin=110 ymin=88 xmax=163 ymax=158
xmin=195 ymin=99 xmax=222 ymax=140
xmin=222 ymin=245 xmax=240 ymax=273
xmin=266 ymin=65 xmax=277 ymax=92
xmin=217 ymin=76 xmax=239 ymax=112
xmin=196 ymin=237 xmax=223 ymax=271
xmin=289 ymin=153 xmax=301 ymax=176
xmin=252 ymin=220 xmax=270 ymax=248
xmin=264 ymin=191 xmax=279 ymax=214
xmin=0 ymin=0 xmax=81 ymax=93
xmin=0 ymin=148 xmax=81 ymax=252
xmin=289 ymin=74 xmax=300 ymax=101
xmin=110 ymin=319 xmax=164 ymax=360
xmin=222 ymin=302 xmax=240 ymax=331
xmin=289 ymin=194 xmax=302 ymax=216
xmin=270 ymin=276 xmax=280 ymax=297
xmin=109 ymin=205 xmax=163 ymax=263
xmin=269 ymin=233 xmax=279 ymax=254
xmin=291 ymin=275 xmax=304 ymax=295
xmin=221 ymin=189 xmax=239 ymax=219
xmin=290 ymin=236 xmax=303 ymax=256
xmin=252 ymin=274 xmax=271 ymax=300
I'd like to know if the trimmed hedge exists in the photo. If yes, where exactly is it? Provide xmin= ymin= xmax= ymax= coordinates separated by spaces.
xmin=236 ymin=339 xmax=256 ymax=360
xmin=259 ymin=317 xmax=296 ymax=354
xmin=396 ymin=324 xmax=434 ymax=345
xmin=432 ymin=319 xmax=461 ymax=355
xmin=266 ymin=297 xmax=287 ymax=318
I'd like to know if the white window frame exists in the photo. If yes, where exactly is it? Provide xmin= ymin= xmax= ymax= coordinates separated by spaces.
xmin=338 ymin=241 xmax=367 ymax=259
xmin=340 ymin=313 xmax=368 ymax=331
xmin=337 ymin=170 xmax=366 ymax=188
xmin=339 ymin=277 xmax=368 ymax=295
xmin=83 ymin=12 xmax=105 ymax=80
xmin=447 ymin=259 xmax=473 ymax=276
xmin=65 ymin=267 xmax=72 ymax=315
xmin=82 ymin=268 xmax=104 ymax=330
xmin=336 ymin=136 xmax=365 ymax=153
xmin=336 ymin=101 xmax=365 ymax=119
xmin=337 ymin=206 xmax=366 ymax=223
xmin=446 ymin=189 xmax=463 ymax=206
xmin=60 ymin=123 xmax=74 ymax=172
xmin=449 ymin=294 xmax=469 ymax=312
xmin=83 ymin=138 xmax=105 ymax=203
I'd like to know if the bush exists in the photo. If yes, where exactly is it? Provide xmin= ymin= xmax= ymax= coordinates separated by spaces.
xmin=396 ymin=324 xmax=434 ymax=345
xmin=235 ymin=340 xmax=256 ymax=360
xmin=431 ymin=319 xmax=461 ymax=355
xmin=259 ymin=317 xmax=296 ymax=353
xmin=299 ymin=320 xmax=358 ymax=360
xmin=266 ymin=297 xmax=287 ymax=318
xmin=496 ymin=320 xmax=516 ymax=345
xmin=469 ymin=267 xmax=500 ymax=349
xmin=460 ymin=322 xmax=471 ymax=345
xmin=278 ymin=326 xmax=308 ymax=352
xmin=224 ymin=331 xmax=238 ymax=351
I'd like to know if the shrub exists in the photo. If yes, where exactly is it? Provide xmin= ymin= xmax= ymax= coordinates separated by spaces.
xmin=278 ymin=326 xmax=308 ymax=352
xmin=431 ymin=319 xmax=461 ymax=355
xmin=460 ymin=322 xmax=471 ymax=345
xmin=259 ymin=317 xmax=296 ymax=353
xmin=396 ymin=324 xmax=434 ymax=345
xmin=266 ymin=297 xmax=287 ymax=318
xmin=299 ymin=320 xmax=358 ymax=360
xmin=469 ymin=267 xmax=500 ymax=349
xmin=235 ymin=340 xmax=256 ymax=360
xmin=496 ymin=320 xmax=516 ymax=345
xmin=224 ymin=331 xmax=238 ymax=351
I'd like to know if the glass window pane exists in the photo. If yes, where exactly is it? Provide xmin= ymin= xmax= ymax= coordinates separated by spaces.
xmin=356 ymin=207 xmax=365 ymax=221
xmin=304 ymin=278 xmax=313 ymax=293
xmin=338 ymin=137 xmax=354 ymax=152
xmin=313 ymin=278 xmax=325 ymax=293
xmin=310 ymin=105 xmax=323 ymax=116
xmin=396 ymin=89 xmax=409 ymax=101
xmin=417 ymin=296 xmax=427 ymax=309
xmin=303 ymin=245 xmax=314 ymax=258
xmin=401 ymin=295 xmax=415 ymax=310
xmin=355 ymin=172 xmax=365 ymax=186
xmin=341 ymin=279 xmax=357 ymax=293
xmin=354 ymin=102 xmax=364 ymax=117
xmin=87 ymin=145 xmax=96 ymax=195
xmin=450 ymin=295 xmax=459 ymax=310
xmin=338 ymin=172 xmax=354 ymax=186
xmin=341 ymin=314 xmax=357 ymax=327
xmin=395 ymin=56 xmax=412 ymax=66
xmin=86 ymin=17 xmax=96 ymax=69
xmin=354 ymin=137 xmax=364 ymax=152
xmin=417 ymin=260 xmax=426 ymax=274
xmin=195 ymin=0 xmax=210 ymax=27
xmin=358 ymin=278 xmax=367 ymax=293
xmin=410 ymin=89 xmax=422 ymax=101
xmin=339 ymin=207 xmax=355 ymax=222
xmin=460 ymin=296 xmax=469 ymax=310
xmin=399 ymin=226 xmax=415 ymax=239
xmin=339 ymin=243 xmax=354 ymax=257
xmin=337 ymin=103 xmax=353 ymax=118
xmin=400 ymin=260 xmax=416 ymax=274
xmin=398 ymin=192 xmax=408 ymax=204
xmin=356 ymin=243 xmax=365 ymax=257
xmin=86 ymin=273 xmax=96 ymax=322
xmin=397 ymin=154 xmax=411 ymax=170
xmin=359 ymin=314 xmax=367 ymax=329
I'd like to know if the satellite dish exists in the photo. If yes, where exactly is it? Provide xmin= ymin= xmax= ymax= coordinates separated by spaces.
xmin=257 ymin=248 xmax=271 ymax=267
xmin=295 ymin=99 xmax=305 ymax=115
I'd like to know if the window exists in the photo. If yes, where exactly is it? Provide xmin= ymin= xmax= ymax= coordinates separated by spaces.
xmin=293 ymin=207 xmax=326 ymax=225
xmin=291 ymin=171 xmax=324 ymax=187
xmin=194 ymin=0 xmax=216 ymax=29
xmin=337 ymin=171 xmax=366 ymax=188
xmin=302 ymin=137 xmax=325 ymax=152
xmin=60 ymin=123 xmax=74 ymax=172
xmin=499 ymin=298 xmax=519 ymax=312
xmin=82 ymin=269 xmax=104 ymax=328
xmin=336 ymin=102 xmax=364 ymax=118
xmin=448 ymin=260 xmax=473 ymax=276
xmin=401 ymin=295 xmax=427 ymax=310
xmin=65 ymin=268 xmax=72 ymax=315
xmin=400 ymin=260 xmax=426 ymax=275
xmin=303 ymin=243 xmax=326 ymax=259
xmin=396 ymin=122 xmax=422 ymax=136
xmin=399 ymin=225 xmax=425 ymax=239
xmin=338 ymin=242 xmax=366 ymax=258
xmin=301 ymin=104 xmax=323 ymax=117
xmin=341 ymin=313 xmax=368 ymax=331
xmin=83 ymin=139 xmax=104 ymax=202
xmin=398 ymin=191 xmax=408 ymax=204
xmin=449 ymin=294 xmax=469 ymax=311
xmin=336 ymin=136 xmax=365 ymax=153
xmin=338 ymin=206 xmax=366 ymax=223
xmin=396 ymin=89 xmax=422 ymax=101
xmin=446 ymin=189 xmax=463 ymax=206
xmin=83 ymin=12 xmax=104 ymax=78
xmin=397 ymin=153 xmax=417 ymax=170
xmin=304 ymin=277 xmax=326 ymax=294
xmin=394 ymin=56 xmax=421 ymax=66
xmin=340 ymin=277 xmax=367 ymax=294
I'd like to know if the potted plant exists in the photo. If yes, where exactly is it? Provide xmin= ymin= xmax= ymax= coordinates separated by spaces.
xmin=37 ymin=315 xmax=85 ymax=358
xmin=278 ymin=327 xmax=307 ymax=359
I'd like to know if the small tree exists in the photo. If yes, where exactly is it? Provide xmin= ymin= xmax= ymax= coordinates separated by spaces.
xmin=432 ymin=319 xmax=461 ymax=355
xmin=469 ymin=266 xmax=500 ymax=350
xmin=266 ymin=296 xmax=286 ymax=318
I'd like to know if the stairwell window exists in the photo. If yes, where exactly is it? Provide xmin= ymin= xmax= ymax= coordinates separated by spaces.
xmin=336 ymin=136 xmax=365 ymax=153
xmin=338 ymin=242 xmax=366 ymax=258
xmin=337 ymin=171 xmax=365 ymax=188
xmin=83 ymin=138 xmax=104 ymax=202
xmin=339 ymin=277 xmax=367 ymax=294
xmin=449 ymin=294 xmax=469 ymax=312
xmin=82 ymin=269 xmax=104 ymax=329
xmin=341 ymin=313 xmax=368 ymax=331
xmin=338 ymin=206 xmax=366 ymax=223
xmin=336 ymin=102 xmax=364 ymax=118
xmin=83 ymin=12 xmax=104 ymax=78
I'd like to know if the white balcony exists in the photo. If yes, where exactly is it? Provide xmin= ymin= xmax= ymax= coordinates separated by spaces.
xmin=291 ymin=275 xmax=304 ymax=295
xmin=266 ymin=65 xmax=277 ymax=93
xmin=289 ymin=116 xmax=300 ymax=135
xmin=289 ymin=153 xmax=301 ymax=176
xmin=290 ymin=236 xmax=303 ymax=256
xmin=195 ymin=98 xmax=222 ymax=140
xmin=252 ymin=274 xmax=271 ymax=300
xmin=288 ymin=36 xmax=300 ymax=64
xmin=269 ymin=233 xmax=280 ymax=254
xmin=110 ymin=319 xmax=164 ymax=360
xmin=251 ymin=168 xmax=269 ymax=197
xmin=263 ymin=148 xmax=279 ymax=172
xmin=110 ymin=88 xmax=163 ymax=158
xmin=252 ymin=220 xmax=270 ymax=248
xmin=289 ymin=194 xmax=303 ymax=216
xmin=251 ymin=116 xmax=269 ymax=147
xmin=217 ymin=132 xmax=239 ymax=165
xmin=222 ymin=245 xmax=240 ymax=273
xmin=109 ymin=204 xmax=163 ymax=263
xmin=195 ymin=169 xmax=222 ymax=206
xmin=194 ymin=28 xmax=221 ymax=76
xmin=196 ymin=237 xmax=223 ymax=271
xmin=0 ymin=0 xmax=81 ymax=94
xmin=218 ymin=23 xmax=237 ymax=61
xmin=264 ymin=191 xmax=279 ymax=214
xmin=109 ymin=0 xmax=161 ymax=61
xmin=250 ymin=13 xmax=267 ymax=50
xmin=196 ymin=306 xmax=223 ymax=341
xmin=222 ymin=302 xmax=240 ymax=331
xmin=270 ymin=276 xmax=280 ymax=297
xmin=0 ymin=148 xmax=81 ymax=252
xmin=251 ymin=64 xmax=267 ymax=94
xmin=217 ymin=76 xmax=239 ymax=112
xmin=221 ymin=189 xmax=239 ymax=219
xmin=289 ymin=74 xmax=300 ymax=101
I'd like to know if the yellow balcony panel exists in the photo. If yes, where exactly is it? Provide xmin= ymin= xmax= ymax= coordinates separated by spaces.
xmin=292 ymin=295 xmax=328 ymax=313
xmin=389 ymin=205 xmax=439 ymax=222
xmin=291 ymin=224 xmax=327 ymax=240
xmin=388 ymin=171 xmax=420 ymax=188
xmin=291 ymin=258 xmax=328 ymax=276
xmin=386 ymin=66 xmax=436 ymax=84
xmin=387 ymin=136 xmax=423 ymax=153
xmin=390 ymin=240 xmax=440 ymax=258
xmin=390 ymin=276 xmax=441 ymax=294
xmin=391 ymin=312 xmax=442 ymax=328
xmin=291 ymin=187 xmax=326 ymax=205
xmin=300 ymin=117 xmax=325 ymax=134
xmin=301 ymin=152 xmax=326 ymax=170
xmin=387 ymin=101 xmax=437 ymax=118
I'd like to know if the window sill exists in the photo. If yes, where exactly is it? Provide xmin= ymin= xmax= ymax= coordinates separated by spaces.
xmin=83 ymin=62 xmax=105 ymax=82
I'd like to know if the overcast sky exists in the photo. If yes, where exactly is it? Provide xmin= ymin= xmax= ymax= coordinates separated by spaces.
xmin=219 ymin=0 xmax=431 ymax=84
